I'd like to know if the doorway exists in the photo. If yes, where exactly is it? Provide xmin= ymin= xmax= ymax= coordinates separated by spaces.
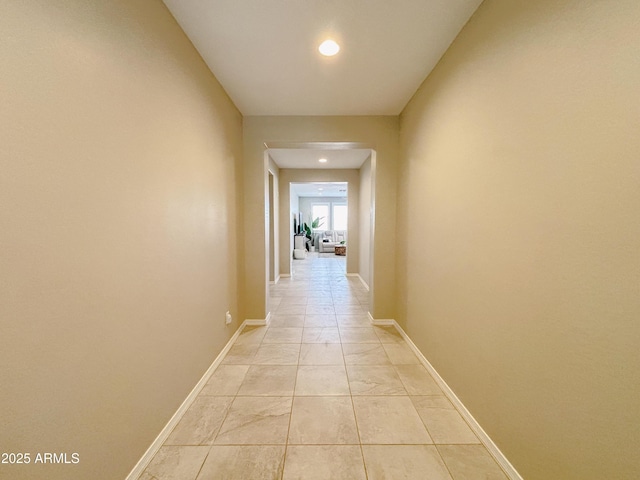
xmin=263 ymin=144 xmax=376 ymax=322
xmin=291 ymin=182 xmax=348 ymax=260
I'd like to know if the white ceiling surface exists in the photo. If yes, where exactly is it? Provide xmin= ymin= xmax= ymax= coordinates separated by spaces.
xmin=269 ymin=148 xmax=370 ymax=169
xmin=162 ymin=0 xmax=483 ymax=115
xmin=291 ymin=182 xmax=348 ymax=198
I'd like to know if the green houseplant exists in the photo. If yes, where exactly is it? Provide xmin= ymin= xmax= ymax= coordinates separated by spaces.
xmin=303 ymin=217 xmax=324 ymax=245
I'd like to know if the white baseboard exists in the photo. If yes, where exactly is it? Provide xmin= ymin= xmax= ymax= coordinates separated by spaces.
xmin=125 ymin=321 xmax=249 ymax=480
xmin=392 ymin=321 xmax=523 ymax=480
xmin=244 ymin=311 xmax=271 ymax=326
xmin=367 ymin=311 xmax=394 ymax=326
xmin=346 ymin=273 xmax=369 ymax=291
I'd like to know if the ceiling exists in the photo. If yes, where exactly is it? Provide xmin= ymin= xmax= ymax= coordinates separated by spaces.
xmin=269 ymin=148 xmax=371 ymax=169
xmin=162 ymin=0 xmax=483 ymax=116
xmin=291 ymin=182 xmax=348 ymax=198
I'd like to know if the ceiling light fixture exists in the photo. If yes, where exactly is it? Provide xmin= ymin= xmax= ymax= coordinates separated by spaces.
xmin=318 ymin=40 xmax=340 ymax=57
xmin=318 ymin=158 xmax=328 ymax=163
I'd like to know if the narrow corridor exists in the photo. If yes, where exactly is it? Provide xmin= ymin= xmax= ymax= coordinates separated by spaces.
xmin=141 ymin=254 xmax=508 ymax=479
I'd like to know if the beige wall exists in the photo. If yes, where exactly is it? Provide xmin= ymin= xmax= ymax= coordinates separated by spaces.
xmin=397 ymin=0 xmax=640 ymax=478
xmin=358 ymin=157 xmax=372 ymax=288
xmin=243 ymin=116 xmax=399 ymax=320
xmin=0 ymin=1 xmax=242 ymax=479
xmin=267 ymin=157 xmax=280 ymax=284
xmin=279 ymin=170 xmax=360 ymax=277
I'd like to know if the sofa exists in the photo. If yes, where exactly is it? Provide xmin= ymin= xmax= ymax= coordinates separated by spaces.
xmin=316 ymin=230 xmax=346 ymax=253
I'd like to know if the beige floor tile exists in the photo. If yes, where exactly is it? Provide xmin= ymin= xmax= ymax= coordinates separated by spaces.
xmin=141 ymin=446 xmax=209 ymax=480
xmin=268 ymin=296 xmax=282 ymax=306
xmin=373 ymin=326 xmax=405 ymax=344
xmin=279 ymin=296 xmax=308 ymax=305
xmin=215 ymin=397 xmax=292 ymax=445
xmin=268 ymin=315 xmax=305 ymax=328
xmin=353 ymin=396 xmax=432 ymax=444
xmin=304 ymin=314 xmax=338 ymax=327
xmin=332 ymin=297 xmax=360 ymax=305
xmin=411 ymin=396 xmax=480 ymax=444
xmin=302 ymin=327 xmax=340 ymax=343
xmin=283 ymin=446 xmax=366 ymax=480
xmin=347 ymin=365 xmax=407 ymax=395
xmin=362 ymin=445 xmax=452 ymax=480
xmin=237 ymin=365 xmax=297 ymax=396
xmin=412 ymin=395 xmax=454 ymax=409
xmin=331 ymin=292 xmax=357 ymax=299
xmin=288 ymin=396 xmax=359 ymax=444
xmin=306 ymin=305 xmax=336 ymax=315
xmin=382 ymin=343 xmax=421 ymax=364
xmin=336 ymin=314 xmax=371 ymax=327
xmin=197 ymin=446 xmax=285 ymax=480
xmin=307 ymin=297 xmax=335 ymax=306
xmin=159 ymin=255 xmax=504 ymax=478
xmin=437 ymin=445 xmax=508 ymax=480
xmin=299 ymin=343 xmax=344 ymax=365
xmin=201 ymin=365 xmax=249 ymax=396
xmin=276 ymin=305 xmax=307 ymax=315
xmin=342 ymin=344 xmax=391 ymax=365
xmin=295 ymin=366 xmax=350 ymax=395
xmin=395 ymin=365 xmax=443 ymax=394
xmin=307 ymin=290 xmax=333 ymax=298
xmin=262 ymin=327 xmax=303 ymax=344
xmin=334 ymin=304 xmax=367 ymax=315
xmin=235 ymin=326 xmax=267 ymax=345
xmin=283 ymin=289 xmax=309 ymax=297
xmin=339 ymin=327 xmax=380 ymax=343
xmin=165 ymin=396 xmax=233 ymax=445
xmin=252 ymin=344 xmax=300 ymax=365
xmin=222 ymin=344 xmax=259 ymax=364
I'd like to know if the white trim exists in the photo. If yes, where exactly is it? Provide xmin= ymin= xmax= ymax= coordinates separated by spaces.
xmin=392 ymin=321 xmax=523 ymax=480
xmin=367 ymin=311 xmax=394 ymax=326
xmin=280 ymin=274 xmax=291 ymax=278
xmin=346 ymin=273 xmax=369 ymax=291
xmin=125 ymin=321 xmax=249 ymax=480
xmin=244 ymin=311 xmax=271 ymax=326
xmin=269 ymin=275 xmax=281 ymax=285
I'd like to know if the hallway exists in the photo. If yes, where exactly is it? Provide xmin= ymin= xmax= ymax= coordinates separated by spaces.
xmin=140 ymin=254 xmax=507 ymax=479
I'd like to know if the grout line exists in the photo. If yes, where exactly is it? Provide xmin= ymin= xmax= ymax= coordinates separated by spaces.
xmin=391 ymin=321 xmax=522 ymax=480
xmin=125 ymin=321 xmax=249 ymax=480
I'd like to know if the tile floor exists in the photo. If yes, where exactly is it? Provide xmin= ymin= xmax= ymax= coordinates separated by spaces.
xmin=141 ymin=253 xmax=508 ymax=480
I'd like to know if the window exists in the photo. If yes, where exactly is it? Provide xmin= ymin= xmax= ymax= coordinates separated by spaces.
xmin=333 ymin=204 xmax=348 ymax=231
xmin=311 ymin=204 xmax=329 ymax=231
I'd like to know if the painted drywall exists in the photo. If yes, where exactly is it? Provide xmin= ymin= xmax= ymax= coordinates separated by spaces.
xmin=0 ymin=1 xmax=242 ymax=479
xmin=359 ymin=157 xmax=372 ymax=288
xmin=279 ymin=171 xmax=360 ymax=276
xmin=397 ymin=0 xmax=640 ymax=478
xmin=243 ymin=116 xmax=399 ymax=321
xmin=267 ymin=157 xmax=280 ymax=284
xmin=268 ymin=173 xmax=276 ymax=282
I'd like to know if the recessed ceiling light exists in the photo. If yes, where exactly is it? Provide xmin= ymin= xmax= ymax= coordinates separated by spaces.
xmin=318 ymin=158 xmax=328 ymax=163
xmin=318 ymin=187 xmax=324 ymax=191
xmin=318 ymin=40 xmax=340 ymax=57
